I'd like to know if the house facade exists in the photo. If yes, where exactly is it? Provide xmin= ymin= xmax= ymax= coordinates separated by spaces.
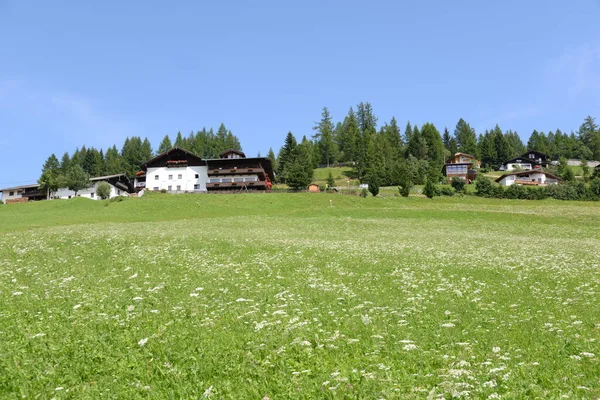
xmin=140 ymin=147 xmax=274 ymax=193
xmin=1 ymin=174 xmax=133 ymax=204
xmin=495 ymin=170 xmax=560 ymax=187
xmin=504 ymin=151 xmax=550 ymax=171
xmin=443 ymin=153 xmax=480 ymax=182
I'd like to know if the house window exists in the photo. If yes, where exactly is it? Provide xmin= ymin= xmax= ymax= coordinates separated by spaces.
xmin=178 ymin=174 xmax=182 ymax=179
xmin=194 ymin=184 xmax=200 ymax=190
xmin=168 ymin=185 xmax=172 ymax=191
xmin=9 ymin=191 xmax=14 ymax=196
xmin=195 ymin=174 xmax=199 ymax=179
xmin=221 ymin=178 xmax=232 ymax=183
xmin=154 ymin=175 xmax=159 ymax=180
xmin=117 ymin=190 xmax=121 ymax=195
xmin=168 ymin=174 xmax=173 ymax=180
xmin=91 ymin=193 xmax=95 ymax=198
xmin=234 ymin=177 xmax=244 ymax=183
xmin=210 ymin=178 xmax=220 ymax=183
xmin=153 ymin=187 xmax=159 ymax=191
xmin=176 ymin=185 xmax=181 ymax=191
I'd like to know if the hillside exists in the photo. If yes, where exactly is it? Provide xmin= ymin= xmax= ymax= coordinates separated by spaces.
xmin=1 ymin=194 xmax=599 ymax=398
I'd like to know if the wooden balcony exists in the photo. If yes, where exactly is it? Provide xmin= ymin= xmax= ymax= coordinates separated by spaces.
xmin=206 ymin=181 xmax=267 ymax=190
xmin=208 ymin=167 xmax=266 ymax=177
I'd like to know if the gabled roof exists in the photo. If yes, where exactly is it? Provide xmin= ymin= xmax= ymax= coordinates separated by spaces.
xmin=90 ymin=173 xmax=129 ymax=181
xmin=495 ymin=170 xmax=560 ymax=183
xmin=0 ymin=183 xmax=39 ymax=192
xmin=523 ymin=150 xmax=549 ymax=158
xmin=140 ymin=147 xmax=205 ymax=171
xmin=219 ymin=148 xmax=246 ymax=158
xmin=505 ymin=156 xmax=538 ymax=165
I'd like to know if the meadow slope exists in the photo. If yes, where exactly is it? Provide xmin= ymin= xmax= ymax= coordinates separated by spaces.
xmin=0 ymin=194 xmax=599 ymax=398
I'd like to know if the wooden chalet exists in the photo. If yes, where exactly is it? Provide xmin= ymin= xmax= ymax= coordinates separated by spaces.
xmin=205 ymin=153 xmax=274 ymax=192
xmin=0 ymin=183 xmax=45 ymax=204
xmin=495 ymin=170 xmax=560 ymax=187
xmin=443 ymin=153 xmax=480 ymax=182
xmin=90 ymin=174 xmax=134 ymax=194
xmin=504 ymin=150 xmax=550 ymax=171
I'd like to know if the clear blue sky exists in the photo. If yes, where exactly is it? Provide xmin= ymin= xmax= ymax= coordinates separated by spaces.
xmin=1 ymin=0 xmax=600 ymax=187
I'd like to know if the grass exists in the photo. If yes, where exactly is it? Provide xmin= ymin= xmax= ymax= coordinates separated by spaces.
xmin=1 ymin=193 xmax=600 ymax=398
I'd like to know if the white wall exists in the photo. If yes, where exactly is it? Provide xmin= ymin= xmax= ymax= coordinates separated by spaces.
xmin=55 ymin=182 xmax=128 ymax=200
xmin=146 ymin=166 xmax=208 ymax=192
xmin=506 ymin=163 xmax=533 ymax=171
xmin=499 ymin=172 xmax=548 ymax=186
xmin=1 ymin=190 xmax=24 ymax=204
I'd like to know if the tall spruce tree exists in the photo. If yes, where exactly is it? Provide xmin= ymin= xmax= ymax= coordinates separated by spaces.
xmin=158 ymin=135 xmax=173 ymax=153
xmin=454 ymin=118 xmax=477 ymax=156
xmin=313 ymin=107 xmax=337 ymax=167
xmin=38 ymin=154 xmax=61 ymax=199
xmin=277 ymin=132 xmax=298 ymax=183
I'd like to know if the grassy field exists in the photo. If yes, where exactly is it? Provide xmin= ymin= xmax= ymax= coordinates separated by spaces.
xmin=1 ymin=193 xmax=599 ymax=398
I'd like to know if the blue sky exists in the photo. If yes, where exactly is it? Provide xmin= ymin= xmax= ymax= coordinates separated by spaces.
xmin=1 ymin=0 xmax=600 ymax=187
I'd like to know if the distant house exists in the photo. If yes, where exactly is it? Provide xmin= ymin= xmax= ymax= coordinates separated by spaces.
xmin=0 ymin=174 xmax=134 ymax=204
xmin=0 ymin=184 xmax=45 ymax=204
xmin=495 ymin=170 xmax=560 ymax=187
xmin=504 ymin=151 xmax=550 ymax=171
xmin=140 ymin=147 xmax=274 ymax=193
xmin=308 ymin=183 xmax=320 ymax=193
xmin=54 ymin=174 xmax=133 ymax=200
xmin=443 ymin=153 xmax=480 ymax=182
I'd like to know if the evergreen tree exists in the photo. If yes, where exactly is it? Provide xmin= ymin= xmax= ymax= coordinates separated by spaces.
xmin=442 ymin=127 xmax=458 ymax=155
xmin=66 ymin=165 xmax=90 ymax=196
xmin=423 ymin=178 xmax=437 ymax=198
xmin=326 ymin=171 xmax=335 ymax=187
xmin=267 ymin=148 xmax=278 ymax=175
xmin=105 ymin=145 xmax=123 ymax=175
xmin=174 ymin=131 xmax=185 ymax=148
xmin=277 ymin=132 xmax=298 ymax=183
xmin=158 ymin=135 xmax=173 ymax=153
xmin=313 ymin=107 xmax=337 ymax=167
xmin=141 ymin=138 xmax=153 ymax=163
xmin=406 ymin=125 xmax=427 ymax=159
xmin=453 ymin=118 xmax=477 ymax=155
xmin=403 ymin=121 xmax=413 ymax=144
xmin=285 ymin=144 xmax=313 ymax=190
xmin=337 ymin=108 xmax=361 ymax=162
xmin=60 ymin=152 xmax=71 ymax=174
xmin=38 ymin=154 xmax=61 ymax=199
xmin=492 ymin=125 xmax=511 ymax=166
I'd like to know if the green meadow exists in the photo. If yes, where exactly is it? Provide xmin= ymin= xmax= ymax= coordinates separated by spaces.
xmin=1 ymin=193 xmax=599 ymax=398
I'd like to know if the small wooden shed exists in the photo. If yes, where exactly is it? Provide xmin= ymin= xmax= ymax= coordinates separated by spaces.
xmin=308 ymin=184 xmax=320 ymax=193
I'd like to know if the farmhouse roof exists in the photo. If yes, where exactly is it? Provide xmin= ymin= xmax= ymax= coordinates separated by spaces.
xmin=219 ymin=148 xmax=246 ymax=158
xmin=0 ymin=183 xmax=40 ymax=192
xmin=140 ymin=147 xmax=205 ymax=171
xmin=494 ymin=170 xmax=560 ymax=183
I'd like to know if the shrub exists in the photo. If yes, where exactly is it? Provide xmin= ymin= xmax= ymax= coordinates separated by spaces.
xmin=423 ymin=179 xmax=437 ymax=198
xmin=96 ymin=182 xmax=112 ymax=200
xmin=160 ymin=189 xmax=167 ymax=194
xmin=450 ymin=177 xmax=466 ymax=193
xmin=475 ymin=176 xmax=494 ymax=197
xmin=366 ymin=175 xmax=380 ymax=197
xmin=590 ymin=178 xmax=600 ymax=197
xmin=438 ymin=185 xmax=455 ymax=196
xmin=326 ymin=171 xmax=335 ymax=187
xmin=109 ymin=196 xmax=125 ymax=203
xmin=360 ymin=188 xmax=369 ymax=198
xmin=398 ymin=185 xmax=411 ymax=197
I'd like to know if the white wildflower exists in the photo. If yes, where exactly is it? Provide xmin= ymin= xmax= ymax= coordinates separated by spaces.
xmin=12 ymin=292 xmax=23 ymax=296
xmin=202 ymin=385 xmax=214 ymax=397
xmin=72 ymin=304 xmax=82 ymax=310
xmin=138 ymin=338 xmax=148 ymax=347
xmin=403 ymin=343 xmax=418 ymax=351
xmin=441 ymin=323 xmax=455 ymax=328
xmin=492 ymin=347 xmax=501 ymax=353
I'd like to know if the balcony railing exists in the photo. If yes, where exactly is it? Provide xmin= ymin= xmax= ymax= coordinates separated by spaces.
xmin=208 ymin=167 xmax=265 ymax=176
xmin=206 ymin=181 xmax=267 ymax=189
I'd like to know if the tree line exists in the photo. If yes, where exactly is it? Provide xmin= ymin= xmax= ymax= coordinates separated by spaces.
xmin=267 ymin=102 xmax=600 ymax=189
xmin=38 ymin=123 xmax=242 ymax=196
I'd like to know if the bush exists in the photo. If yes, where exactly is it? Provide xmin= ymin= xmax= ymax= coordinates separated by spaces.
xmin=109 ymin=195 xmax=125 ymax=203
xmin=160 ymin=188 xmax=167 ymax=194
xmin=450 ymin=177 xmax=466 ymax=193
xmin=360 ymin=188 xmax=369 ymax=198
xmin=366 ymin=175 xmax=380 ymax=197
xmin=590 ymin=178 xmax=600 ymax=197
xmin=438 ymin=185 xmax=455 ymax=196
xmin=475 ymin=176 xmax=494 ymax=197
xmin=398 ymin=185 xmax=411 ymax=197
xmin=96 ymin=182 xmax=112 ymax=200
xmin=423 ymin=179 xmax=437 ymax=198
xmin=326 ymin=171 xmax=335 ymax=187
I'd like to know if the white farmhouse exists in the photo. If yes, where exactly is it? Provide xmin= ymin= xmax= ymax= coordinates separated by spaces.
xmin=54 ymin=174 xmax=133 ymax=199
xmin=495 ymin=170 xmax=560 ymax=187
xmin=140 ymin=147 xmax=208 ymax=192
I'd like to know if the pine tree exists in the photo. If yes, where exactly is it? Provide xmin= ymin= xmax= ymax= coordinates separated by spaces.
xmin=158 ymin=135 xmax=173 ymax=153
xmin=285 ymin=144 xmax=313 ymax=190
xmin=442 ymin=127 xmax=457 ymax=155
xmin=453 ymin=118 xmax=477 ymax=155
xmin=105 ymin=145 xmax=123 ymax=175
xmin=277 ymin=132 xmax=298 ymax=183
xmin=337 ymin=108 xmax=361 ymax=162
xmin=66 ymin=165 xmax=90 ymax=196
xmin=60 ymin=152 xmax=71 ymax=174
xmin=313 ymin=107 xmax=337 ymax=167
xmin=174 ymin=132 xmax=185 ymax=148
xmin=38 ymin=154 xmax=61 ymax=199
xmin=267 ymin=148 xmax=278 ymax=174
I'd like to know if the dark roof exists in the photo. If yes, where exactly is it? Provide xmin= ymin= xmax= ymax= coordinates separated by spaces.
xmin=523 ymin=150 xmax=549 ymax=158
xmin=140 ymin=147 xmax=205 ymax=171
xmin=219 ymin=148 xmax=246 ymax=158
xmin=0 ymin=183 xmax=39 ymax=192
xmin=495 ymin=170 xmax=560 ymax=183
xmin=504 ymin=156 xmax=539 ymax=165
